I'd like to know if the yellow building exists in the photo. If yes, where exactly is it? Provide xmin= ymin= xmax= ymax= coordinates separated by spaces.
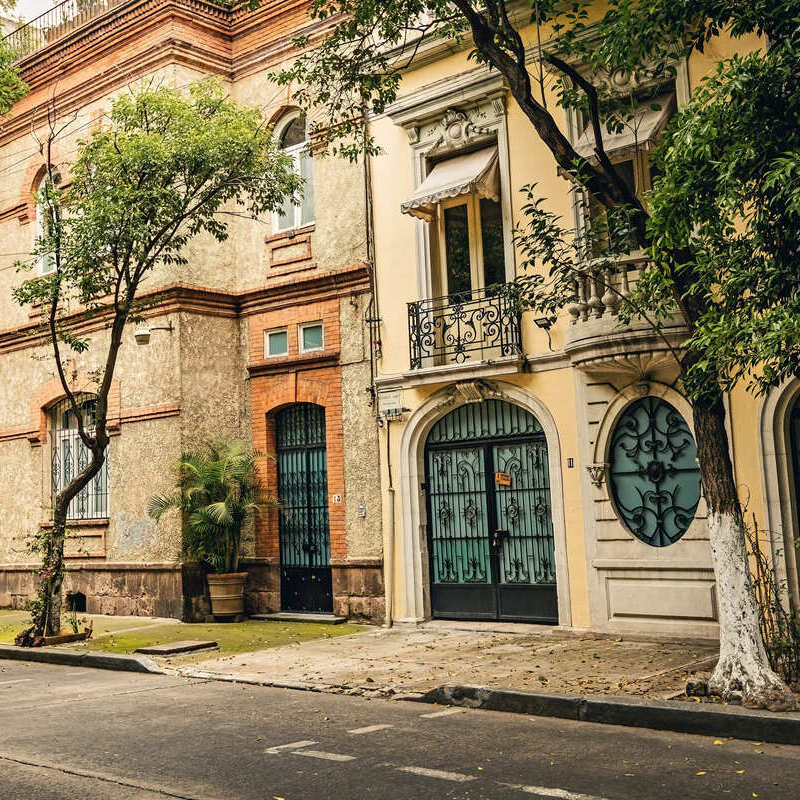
xmin=367 ymin=20 xmax=798 ymax=638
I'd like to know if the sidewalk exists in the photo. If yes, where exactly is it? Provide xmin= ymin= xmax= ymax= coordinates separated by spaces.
xmin=184 ymin=622 xmax=719 ymax=700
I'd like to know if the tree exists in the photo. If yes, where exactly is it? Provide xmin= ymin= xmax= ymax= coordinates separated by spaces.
xmin=148 ymin=438 xmax=274 ymax=575
xmin=276 ymin=0 xmax=800 ymax=707
xmin=13 ymin=80 xmax=300 ymax=642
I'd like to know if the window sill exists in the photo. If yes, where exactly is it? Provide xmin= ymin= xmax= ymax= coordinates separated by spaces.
xmin=247 ymin=349 xmax=339 ymax=376
xmin=39 ymin=518 xmax=110 ymax=530
xmin=265 ymin=223 xmax=315 ymax=244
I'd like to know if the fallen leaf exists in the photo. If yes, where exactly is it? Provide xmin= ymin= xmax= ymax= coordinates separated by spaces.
xmin=696 ymin=771 xmax=707 ymax=776
xmin=713 ymin=740 xmax=724 ymax=745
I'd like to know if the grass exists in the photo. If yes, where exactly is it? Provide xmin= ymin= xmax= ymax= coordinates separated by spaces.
xmin=0 ymin=609 xmax=364 ymax=663
xmin=67 ymin=619 xmax=364 ymax=663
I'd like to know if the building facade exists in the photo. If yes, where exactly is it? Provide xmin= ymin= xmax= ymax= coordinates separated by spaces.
xmin=0 ymin=0 xmax=384 ymax=622
xmin=367 ymin=20 xmax=800 ymax=638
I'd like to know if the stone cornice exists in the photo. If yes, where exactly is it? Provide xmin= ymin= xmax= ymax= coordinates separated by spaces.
xmin=0 ymin=263 xmax=371 ymax=354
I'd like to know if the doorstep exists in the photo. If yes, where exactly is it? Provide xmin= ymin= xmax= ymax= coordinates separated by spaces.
xmin=251 ymin=612 xmax=347 ymax=625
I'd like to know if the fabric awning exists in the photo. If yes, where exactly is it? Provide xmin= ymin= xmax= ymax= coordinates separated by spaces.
xmin=401 ymin=146 xmax=500 ymax=222
xmin=574 ymin=94 xmax=676 ymax=162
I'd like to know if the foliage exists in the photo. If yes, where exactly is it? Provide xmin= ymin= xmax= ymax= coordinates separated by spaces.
xmin=148 ymin=438 xmax=275 ymax=574
xmin=12 ymin=79 xmax=300 ymax=638
xmin=747 ymin=520 xmax=800 ymax=688
xmin=0 ymin=39 xmax=27 ymax=116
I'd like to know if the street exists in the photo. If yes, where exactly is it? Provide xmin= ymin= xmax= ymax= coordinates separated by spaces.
xmin=0 ymin=662 xmax=798 ymax=799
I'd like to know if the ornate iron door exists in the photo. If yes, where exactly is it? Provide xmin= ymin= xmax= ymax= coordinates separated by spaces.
xmin=276 ymin=403 xmax=332 ymax=613
xmin=425 ymin=400 xmax=558 ymax=623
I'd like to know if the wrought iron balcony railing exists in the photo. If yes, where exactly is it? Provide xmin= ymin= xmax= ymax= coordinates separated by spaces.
xmin=408 ymin=285 xmax=522 ymax=370
xmin=3 ymin=0 xmax=130 ymax=60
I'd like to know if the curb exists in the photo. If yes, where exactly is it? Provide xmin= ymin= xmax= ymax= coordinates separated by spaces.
xmin=420 ymin=684 xmax=800 ymax=745
xmin=0 ymin=644 xmax=164 ymax=674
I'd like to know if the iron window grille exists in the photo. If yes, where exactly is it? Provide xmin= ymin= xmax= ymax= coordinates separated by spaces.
xmin=408 ymin=284 xmax=522 ymax=369
xmin=607 ymin=396 xmax=701 ymax=547
xmin=50 ymin=396 xmax=109 ymax=521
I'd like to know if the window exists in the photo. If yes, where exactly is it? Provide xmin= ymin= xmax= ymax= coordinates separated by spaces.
xmin=608 ymin=397 xmax=701 ymax=547
xmin=274 ymin=112 xmax=314 ymax=232
xmin=439 ymin=194 xmax=505 ymax=298
xmin=50 ymin=396 xmax=109 ymax=521
xmin=34 ymin=171 xmax=61 ymax=276
xmin=400 ymin=146 xmax=507 ymax=298
xmin=573 ymin=87 xmax=677 ymax=242
xmin=265 ymin=328 xmax=288 ymax=357
xmin=300 ymin=322 xmax=323 ymax=353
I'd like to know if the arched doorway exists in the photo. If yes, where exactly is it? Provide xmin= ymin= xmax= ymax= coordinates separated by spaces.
xmin=275 ymin=403 xmax=332 ymax=613
xmin=424 ymin=399 xmax=558 ymax=623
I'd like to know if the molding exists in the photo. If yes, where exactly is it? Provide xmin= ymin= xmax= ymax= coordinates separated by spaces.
xmin=330 ymin=557 xmax=383 ymax=568
xmin=0 ymin=561 xmax=180 ymax=571
xmin=0 ymin=264 xmax=371 ymax=355
xmin=592 ymin=559 xmax=714 ymax=572
xmin=119 ymin=402 xmax=181 ymax=425
xmin=247 ymin=350 xmax=339 ymax=377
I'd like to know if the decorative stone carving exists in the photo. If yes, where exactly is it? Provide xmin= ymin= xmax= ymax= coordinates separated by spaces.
xmin=424 ymin=106 xmax=495 ymax=156
xmin=445 ymin=379 xmax=505 ymax=405
xmin=587 ymin=463 xmax=608 ymax=488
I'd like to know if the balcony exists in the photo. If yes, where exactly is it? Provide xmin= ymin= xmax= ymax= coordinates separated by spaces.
xmin=564 ymin=253 xmax=689 ymax=375
xmin=2 ymin=0 xmax=128 ymax=59
xmin=407 ymin=285 xmax=522 ymax=373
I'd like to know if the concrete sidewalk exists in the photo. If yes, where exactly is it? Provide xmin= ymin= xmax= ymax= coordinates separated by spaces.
xmin=183 ymin=621 xmax=719 ymax=700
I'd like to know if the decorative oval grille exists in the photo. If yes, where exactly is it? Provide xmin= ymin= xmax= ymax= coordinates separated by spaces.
xmin=608 ymin=397 xmax=701 ymax=547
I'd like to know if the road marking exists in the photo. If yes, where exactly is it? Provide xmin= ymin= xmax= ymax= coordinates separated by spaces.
xmin=420 ymin=708 xmax=464 ymax=718
xmin=264 ymin=740 xmax=317 ymax=754
xmin=347 ymin=724 xmax=394 ymax=735
xmin=397 ymin=766 xmax=476 ymax=782
xmin=501 ymin=783 xmax=610 ymax=800
xmin=0 ymin=679 xmax=32 ymax=687
xmin=293 ymin=750 xmax=356 ymax=762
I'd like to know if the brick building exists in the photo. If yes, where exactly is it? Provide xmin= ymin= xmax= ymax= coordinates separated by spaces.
xmin=0 ymin=0 xmax=384 ymax=622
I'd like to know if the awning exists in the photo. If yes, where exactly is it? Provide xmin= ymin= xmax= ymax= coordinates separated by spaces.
xmin=401 ymin=146 xmax=500 ymax=222
xmin=574 ymin=94 xmax=676 ymax=162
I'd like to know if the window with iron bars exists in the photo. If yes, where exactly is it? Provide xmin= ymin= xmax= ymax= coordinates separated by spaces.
xmin=49 ymin=396 xmax=109 ymax=521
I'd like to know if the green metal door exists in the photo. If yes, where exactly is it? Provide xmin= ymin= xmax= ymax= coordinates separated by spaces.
xmin=276 ymin=403 xmax=332 ymax=613
xmin=424 ymin=400 xmax=558 ymax=623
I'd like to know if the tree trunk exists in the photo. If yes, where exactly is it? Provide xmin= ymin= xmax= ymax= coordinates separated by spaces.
xmin=692 ymin=396 xmax=795 ymax=709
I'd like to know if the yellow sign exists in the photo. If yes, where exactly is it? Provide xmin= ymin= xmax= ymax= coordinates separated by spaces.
xmin=495 ymin=471 xmax=511 ymax=486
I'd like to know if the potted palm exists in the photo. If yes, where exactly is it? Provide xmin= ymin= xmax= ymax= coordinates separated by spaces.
xmin=148 ymin=438 xmax=273 ymax=618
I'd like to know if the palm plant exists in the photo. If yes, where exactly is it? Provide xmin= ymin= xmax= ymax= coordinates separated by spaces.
xmin=148 ymin=438 xmax=273 ymax=574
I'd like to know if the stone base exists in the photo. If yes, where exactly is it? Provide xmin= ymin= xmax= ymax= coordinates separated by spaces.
xmin=241 ymin=559 xmax=385 ymax=624
xmin=0 ymin=563 xmax=184 ymax=619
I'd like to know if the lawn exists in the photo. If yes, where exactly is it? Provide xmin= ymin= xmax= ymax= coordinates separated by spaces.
xmin=66 ymin=618 xmax=364 ymax=663
xmin=0 ymin=609 xmax=364 ymax=663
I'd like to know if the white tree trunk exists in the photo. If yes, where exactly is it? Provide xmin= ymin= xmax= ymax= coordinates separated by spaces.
xmin=707 ymin=511 xmax=794 ymax=709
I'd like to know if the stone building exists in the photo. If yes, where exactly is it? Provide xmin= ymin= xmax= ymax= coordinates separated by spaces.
xmin=0 ymin=0 xmax=384 ymax=621
xmin=367 ymin=17 xmax=800 ymax=637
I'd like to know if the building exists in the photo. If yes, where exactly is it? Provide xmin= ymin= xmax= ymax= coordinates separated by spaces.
xmin=0 ymin=0 xmax=384 ymax=622
xmin=367 ymin=17 xmax=799 ymax=637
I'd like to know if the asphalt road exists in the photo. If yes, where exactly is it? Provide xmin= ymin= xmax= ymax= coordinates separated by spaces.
xmin=0 ymin=660 xmax=798 ymax=800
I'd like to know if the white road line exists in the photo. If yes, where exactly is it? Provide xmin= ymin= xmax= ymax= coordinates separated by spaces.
xmin=0 ymin=679 xmax=32 ymax=687
xmin=397 ymin=766 xmax=476 ymax=783
xmin=420 ymin=708 xmax=464 ymax=718
xmin=264 ymin=740 xmax=317 ymax=754
xmin=501 ymin=782 xmax=610 ymax=800
xmin=293 ymin=750 xmax=356 ymax=762
xmin=347 ymin=724 xmax=394 ymax=735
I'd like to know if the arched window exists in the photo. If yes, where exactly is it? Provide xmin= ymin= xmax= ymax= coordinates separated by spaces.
xmin=34 ymin=170 xmax=61 ymax=276
xmin=50 ymin=396 xmax=109 ymax=521
xmin=608 ymin=396 xmax=701 ymax=547
xmin=274 ymin=111 xmax=313 ymax=232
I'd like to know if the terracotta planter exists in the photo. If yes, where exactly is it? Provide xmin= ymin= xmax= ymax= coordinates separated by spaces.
xmin=206 ymin=572 xmax=248 ymax=617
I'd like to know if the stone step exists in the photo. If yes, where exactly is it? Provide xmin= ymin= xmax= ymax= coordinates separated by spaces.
xmin=251 ymin=612 xmax=347 ymax=625
xmin=135 ymin=640 xmax=218 ymax=656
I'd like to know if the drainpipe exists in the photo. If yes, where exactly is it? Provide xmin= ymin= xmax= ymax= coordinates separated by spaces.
xmin=384 ymin=418 xmax=395 ymax=628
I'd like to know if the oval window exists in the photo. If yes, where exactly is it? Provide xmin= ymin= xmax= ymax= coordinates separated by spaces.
xmin=608 ymin=397 xmax=701 ymax=547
